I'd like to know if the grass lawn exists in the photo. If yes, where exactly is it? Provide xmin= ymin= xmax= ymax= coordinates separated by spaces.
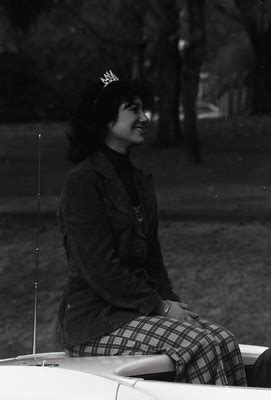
xmin=1 ymin=116 xmax=271 ymax=358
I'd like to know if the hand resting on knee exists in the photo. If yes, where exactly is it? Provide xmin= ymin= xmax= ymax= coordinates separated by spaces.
xmin=155 ymin=300 xmax=202 ymax=327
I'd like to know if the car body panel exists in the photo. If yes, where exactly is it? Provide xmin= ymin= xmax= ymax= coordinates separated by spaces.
xmin=0 ymin=366 xmax=120 ymax=400
xmin=134 ymin=379 xmax=271 ymax=400
xmin=0 ymin=344 xmax=270 ymax=399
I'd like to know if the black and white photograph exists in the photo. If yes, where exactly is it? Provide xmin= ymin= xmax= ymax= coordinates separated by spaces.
xmin=1 ymin=0 xmax=271 ymax=398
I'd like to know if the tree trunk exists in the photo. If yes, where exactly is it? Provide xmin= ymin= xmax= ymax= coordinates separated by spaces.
xmin=182 ymin=64 xmax=201 ymax=162
xmin=251 ymin=33 xmax=271 ymax=113
xmin=156 ymin=37 xmax=181 ymax=147
xmin=181 ymin=0 xmax=205 ymax=163
xmin=234 ymin=0 xmax=271 ymax=113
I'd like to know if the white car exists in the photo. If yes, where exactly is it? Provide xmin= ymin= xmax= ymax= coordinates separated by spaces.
xmin=179 ymin=102 xmax=224 ymax=120
xmin=146 ymin=103 xmax=223 ymax=123
xmin=1 ymin=344 xmax=271 ymax=399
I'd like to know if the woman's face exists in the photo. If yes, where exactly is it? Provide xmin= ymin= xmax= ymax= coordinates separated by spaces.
xmin=105 ymin=97 xmax=149 ymax=153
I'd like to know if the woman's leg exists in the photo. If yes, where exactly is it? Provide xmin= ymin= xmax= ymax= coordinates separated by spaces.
xmin=197 ymin=318 xmax=247 ymax=386
xmin=66 ymin=315 xmax=234 ymax=385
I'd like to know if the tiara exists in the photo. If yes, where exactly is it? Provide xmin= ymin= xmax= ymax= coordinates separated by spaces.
xmin=100 ymin=70 xmax=119 ymax=87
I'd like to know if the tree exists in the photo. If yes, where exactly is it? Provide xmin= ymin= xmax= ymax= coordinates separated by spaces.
xmin=0 ymin=0 xmax=62 ymax=120
xmin=234 ymin=0 xmax=271 ymax=113
xmin=143 ymin=0 xmax=182 ymax=146
xmin=181 ymin=0 xmax=206 ymax=163
xmin=216 ymin=0 xmax=271 ymax=113
xmin=0 ymin=0 xmax=58 ymax=32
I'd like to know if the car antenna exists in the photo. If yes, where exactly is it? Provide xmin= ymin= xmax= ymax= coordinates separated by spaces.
xmin=32 ymin=132 xmax=42 ymax=355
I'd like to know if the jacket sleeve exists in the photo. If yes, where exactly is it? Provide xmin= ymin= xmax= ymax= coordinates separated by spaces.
xmin=61 ymin=168 xmax=161 ymax=315
xmin=146 ymin=192 xmax=180 ymax=302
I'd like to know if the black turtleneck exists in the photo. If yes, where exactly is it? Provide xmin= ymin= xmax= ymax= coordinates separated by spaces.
xmin=102 ymin=146 xmax=140 ymax=207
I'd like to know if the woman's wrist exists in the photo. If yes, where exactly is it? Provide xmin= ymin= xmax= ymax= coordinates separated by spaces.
xmin=154 ymin=300 xmax=171 ymax=316
xmin=162 ymin=300 xmax=171 ymax=315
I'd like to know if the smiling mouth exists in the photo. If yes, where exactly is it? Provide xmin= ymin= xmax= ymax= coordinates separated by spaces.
xmin=134 ymin=126 xmax=144 ymax=134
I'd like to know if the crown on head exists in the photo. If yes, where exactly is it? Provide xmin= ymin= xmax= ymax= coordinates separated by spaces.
xmin=100 ymin=70 xmax=119 ymax=87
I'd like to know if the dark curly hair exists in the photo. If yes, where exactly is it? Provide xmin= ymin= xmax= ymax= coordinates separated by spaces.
xmin=66 ymin=78 xmax=148 ymax=164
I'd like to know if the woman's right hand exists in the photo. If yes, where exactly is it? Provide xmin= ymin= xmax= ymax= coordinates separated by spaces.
xmin=157 ymin=300 xmax=202 ymax=327
xmin=166 ymin=300 xmax=193 ymax=321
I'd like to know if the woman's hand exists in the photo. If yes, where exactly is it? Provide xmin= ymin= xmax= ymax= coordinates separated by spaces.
xmin=166 ymin=301 xmax=193 ymax=322
xmin=156 ymin=300 xmax=202 ymax=328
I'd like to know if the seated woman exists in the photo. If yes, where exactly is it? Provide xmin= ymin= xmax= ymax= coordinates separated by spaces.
xmin=56 ymin=70 xmax=247 ymax=386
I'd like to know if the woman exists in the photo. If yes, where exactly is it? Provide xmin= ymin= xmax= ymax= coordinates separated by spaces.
xmin=57 ymin=70 xmax=247 ymax=385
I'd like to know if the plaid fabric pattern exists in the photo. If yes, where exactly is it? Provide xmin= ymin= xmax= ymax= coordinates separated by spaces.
xmin=66 ymin=316 xmax=247 ymax=386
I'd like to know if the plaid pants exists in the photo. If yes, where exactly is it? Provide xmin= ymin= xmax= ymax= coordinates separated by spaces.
xmin=66 ymin=316 xmax=247 ymax=386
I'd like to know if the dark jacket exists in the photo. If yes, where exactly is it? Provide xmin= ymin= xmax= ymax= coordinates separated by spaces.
xmin=57 ymin=151 xmax=180 ymax=347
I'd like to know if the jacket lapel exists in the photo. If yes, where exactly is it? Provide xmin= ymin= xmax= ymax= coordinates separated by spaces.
xmin=87 ymin=151 xmax=146 ymax=238
xmin=133 ymin=168 xmax=156 ymax=234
